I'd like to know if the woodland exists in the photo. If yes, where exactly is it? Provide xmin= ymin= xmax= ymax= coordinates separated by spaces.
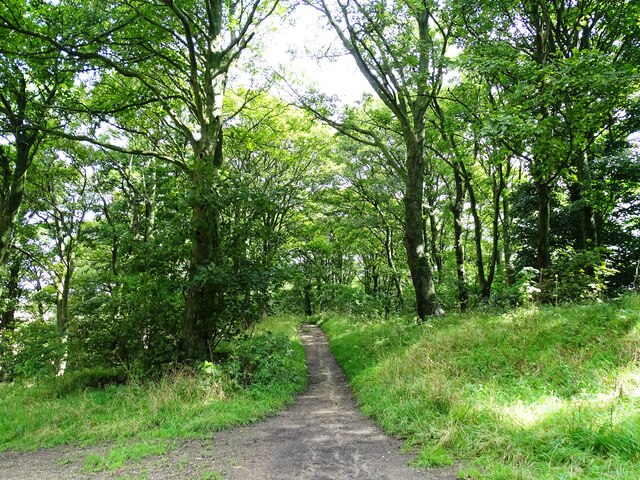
xmin=1 ymin=0 xmax=638 ymax=374
xmin=1 ymin=1 xmax=640 ymax=478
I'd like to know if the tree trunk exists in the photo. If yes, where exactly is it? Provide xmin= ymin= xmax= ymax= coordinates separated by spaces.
xmin=426 ymin=202 xmax=444 ymax=284
xmin=56 ymin=263 xmax=73 ymax=332
xmin=451 ymin=164 xmax=468 ymax=311
xmin=56 ymin=282 xmax=70 ymax=332
xmin=182 ymin=122 xmax=224 ymax=362
xmin=259 ymin=238 xmax=272 ymax=319
xmin=536 ymin=180 xmax=551 ymax=271
xmin=303 ymin=283 xmax=313 ymax=316
xmin=576 ymin=150 xmax=597 ymax=249
xmin=383 ymin=226 xmax=403 ymax=306
xmin=403 ymin=137 xmax=442 ymax=320
xmin=501 ymin=164 xmax=516 ymax=286
xmin=144 ymin=159 xmax=157 ymax=242
xmin=461 ymin=163 xmax=488 ymax=298
xmin=1 ymin=258 xmax=21 ymax=330
xmin=0 ymin=132 xmax=34 ymax=268
xmin=484 ymin=167 xmax=505 ymax=300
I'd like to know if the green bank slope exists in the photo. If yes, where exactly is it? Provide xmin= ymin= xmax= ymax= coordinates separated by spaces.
xmin=322 ymin=295 xmax=640 ymax=480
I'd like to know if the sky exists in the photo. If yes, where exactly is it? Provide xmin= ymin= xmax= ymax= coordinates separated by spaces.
xmin=255 ymin=4 xmax=373 ymax=105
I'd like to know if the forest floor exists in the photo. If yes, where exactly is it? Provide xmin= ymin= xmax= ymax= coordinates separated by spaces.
xmin=0 ymin=324 xmax=456 ymax=480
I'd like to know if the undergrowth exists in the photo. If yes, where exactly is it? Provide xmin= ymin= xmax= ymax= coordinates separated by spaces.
xmin=0 ymin=315 xmax=307 ymax=452
xmin=320 ymin=294 xmax=640 ymax=480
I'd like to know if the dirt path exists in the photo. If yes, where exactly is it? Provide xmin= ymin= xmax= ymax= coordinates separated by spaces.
xmin=0 ymin=325 xmax=456 ymax=479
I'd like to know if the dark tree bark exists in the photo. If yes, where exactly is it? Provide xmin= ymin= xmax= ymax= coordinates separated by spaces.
xmin=575 ymin=150 xmax=597 ymax=249
xmin=0 ymin=123 xmax=39 ymax=268
xmin=303 ymin=283 xmax=313 ymax=316
xmin=451 ymin=164 xmax=469 ymax=311
xmin=485 ymin=164 xmax=505 ymax=299
xmin=426 ymin=196 xmax=444 ymax=284
xmin=383 ymin=226 xmax=403 ymax=306
xmin=460 ymin=161 xmax=488 ymax=297
xmin=182 ymin=121 xmax=225 ymax=361
xmin=536 ymin=181 xmax=552 ymax=271
xmin=404 ymin=135 xmax=442 ymax=319
xmin=500 ymin=162 xmax=516 ymax=286
xmin=0 ymin=258 xmax=21 ymax=330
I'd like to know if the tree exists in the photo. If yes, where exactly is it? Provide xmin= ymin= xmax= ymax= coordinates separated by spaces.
xmin=309 ymin=0 xmax=452 ymax=319
xmin=0 ymin=3 xmax=74 ymax=272
xmin=26 ymin=143 xmax=92 ymax=332
xmin=327 ymin=132 xmax=407 ymax=311
xmin=0 ymin=0 xmax=283 ymax=360
xmin=456 ymin=0 xmax=640 ymax=272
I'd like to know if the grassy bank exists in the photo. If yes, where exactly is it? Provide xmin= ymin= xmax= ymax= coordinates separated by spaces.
xmin=0 ymin=315 xmax=307 ymax=452
xmin=321 ymin=295 xmax=640 ymax=480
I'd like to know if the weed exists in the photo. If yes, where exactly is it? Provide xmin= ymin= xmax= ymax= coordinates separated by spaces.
xmin=197 ymin=469 xmax=224 ymax=480
xmin=82 ymin=441 xmax=167 ymax=472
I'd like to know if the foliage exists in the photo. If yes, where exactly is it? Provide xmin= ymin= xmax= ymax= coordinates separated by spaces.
xmin=540 ymin=248 xmax=618 ymax=303
xmin=510 ymin=266 xmax=541 ymax=306
xmin=68 ymin=270 xmax=184 ymax=375
xmin=0 ymin=321 xmax=65 ymax=381
xmin=225 ymin=331 xmax=304 ymax=390
xmin=275 ymin=282 xmax=388 ymax=317
xmin=321 ymin=294 xmax=640 ymax=479
xmin=0 ymin=0 xmax=638 ymax=402
xmin=47 ymin=367 xmax=129 ymax=397
xmin=0 ymin=315 xmax=306 ymax=451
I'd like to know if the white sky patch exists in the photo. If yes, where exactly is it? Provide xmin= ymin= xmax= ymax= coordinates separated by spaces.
xmin=258 ymin=4 xmax=373 ymax=104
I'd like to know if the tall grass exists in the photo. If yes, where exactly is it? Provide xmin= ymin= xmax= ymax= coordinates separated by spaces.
xmin=321 ymin=295 xmax=640 ymax=479
xmin=0 ymin=315 xmax=307 ymax=451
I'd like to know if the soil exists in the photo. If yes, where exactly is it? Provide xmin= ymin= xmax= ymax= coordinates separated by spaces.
xmin=0 ymin=324 xmax=457 ymax=479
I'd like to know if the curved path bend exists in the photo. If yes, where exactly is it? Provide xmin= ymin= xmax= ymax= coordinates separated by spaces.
xmin=0 ymin=324 xmax=456 ymax=479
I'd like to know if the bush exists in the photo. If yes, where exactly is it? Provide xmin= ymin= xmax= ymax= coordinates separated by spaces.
xmin=510 ymin=266 xmax=541 ymax=305
xmin=68 ymin=272 xmax=183 ymax=375
xmin=0 ymin=316 xmax=308 ymax=451
xmin=541 ymin=247 xmax=617 ymax=303
xmin=506 ymin=249 xmax=618 ymax=306
xmin=0 ymin=321 xmax=65 ymax=381
xmin=225 ymin=332 xmax=302 ymax=389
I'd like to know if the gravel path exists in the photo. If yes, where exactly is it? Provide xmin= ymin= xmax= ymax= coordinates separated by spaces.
xmin=0 ymin=324 xmax=456 ymax=479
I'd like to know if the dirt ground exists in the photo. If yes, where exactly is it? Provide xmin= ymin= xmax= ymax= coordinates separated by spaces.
xmin=0 ymin=325 xmax=457 ymax=479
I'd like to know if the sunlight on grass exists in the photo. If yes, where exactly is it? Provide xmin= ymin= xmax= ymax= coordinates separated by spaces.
xmin=500 ymin=396 xmax=564 ymax=428
xmin=321 ymin=294 xmax=640 ymax=479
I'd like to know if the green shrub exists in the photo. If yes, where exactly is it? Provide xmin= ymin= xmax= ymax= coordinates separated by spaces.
xmin=225 ymin=332 xmax=302 ymax=389
xmin=67 ymin=272 xmax=183 ymax=376
xmin=0 ymin=315 xmax=307 ymax=451
xmin=511 ymin=266 xmax=541 ymax=305
xmin=0 ymin=321 xmax=65 ymax=380
xmin=540 ymin=247 xmax=618 ymax=303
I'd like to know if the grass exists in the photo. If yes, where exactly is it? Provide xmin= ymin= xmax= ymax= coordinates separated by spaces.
xmin=319 ymin=294 xmax=640 ymax=479
xmin=82 ymin=441 xmax=168 ymax=472
xmin=0 ymin=314 xmax=307 ymax=454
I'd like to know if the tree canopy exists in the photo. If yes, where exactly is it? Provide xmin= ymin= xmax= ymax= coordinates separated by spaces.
xmin=0 ymin=0 xmax=638 ymax=376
